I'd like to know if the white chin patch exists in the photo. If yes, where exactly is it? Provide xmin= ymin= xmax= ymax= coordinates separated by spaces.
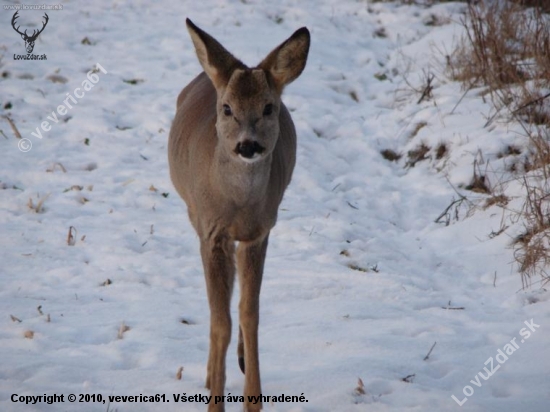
xmin=238 ymin=153 xmax=263 ymax=163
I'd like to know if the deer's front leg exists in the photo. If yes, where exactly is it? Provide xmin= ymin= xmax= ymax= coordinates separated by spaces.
xmin=237 ymin=235 xmax=269 ymax=412
xmin=201 ymin=236 xmax=235 ymax=412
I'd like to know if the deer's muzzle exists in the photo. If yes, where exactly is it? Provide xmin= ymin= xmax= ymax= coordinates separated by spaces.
xmin=235 ymin=140 xmax=265 ymax=159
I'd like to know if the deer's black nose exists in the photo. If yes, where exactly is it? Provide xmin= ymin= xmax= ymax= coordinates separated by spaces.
xmin=235 ymin=140 xmax=265 ymax=159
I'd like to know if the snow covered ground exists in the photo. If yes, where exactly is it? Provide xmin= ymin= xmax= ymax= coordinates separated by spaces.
xmin=1 ymin=1 xmax=549 ymax=411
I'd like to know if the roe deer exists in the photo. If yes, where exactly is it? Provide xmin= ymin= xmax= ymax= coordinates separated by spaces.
xmin=168 ymin=19 xmax=310 ymax=412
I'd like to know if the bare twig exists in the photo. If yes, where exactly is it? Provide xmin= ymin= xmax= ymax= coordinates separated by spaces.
xmin=435 ymin=176 xmax=476 ymax=225
xmin=417 ymin=72 xmax=435 ymax=104
xmin=512 ymin=92 xmax=550 ymax=116
xmin=450 ymin=76 xmax=480 ymax=115
xmin=67 ymin=226 xmax=77 ymax=246
xmin=46 ymin=162 xmax=67 ymax=173
xmin=442 ymin=300 xmax=465 ymax=310
xmin=347 ymin=201 xmax=359 ymax=210
xmin=402 ymin=374 xmax=415 ymax=383
xmin=2 ymin=115 xmax=22 ymax=139
xmin=435 ymin=197 xmax=467 ymax=225
xmin=483 ymin=105 xmax=505 ymax=128
xmin=424 ymin=341 xmax=437 ymax=361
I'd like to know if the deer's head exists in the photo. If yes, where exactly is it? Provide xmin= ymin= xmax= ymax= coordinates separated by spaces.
xmin=12 ymin=11 xmax=49 ymax=54
xmin=186 ymin=19 xmax=310 ymax=164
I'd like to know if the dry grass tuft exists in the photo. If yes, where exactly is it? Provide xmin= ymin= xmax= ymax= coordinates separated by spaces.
xmin=453 ymin=0 xmax=550 ymax=126
xmin=453 ymin=0 xmax=550 ymax=285
xmin=354 ymin=378 xmax=366 ymax=395
xmin=380 ymin=149 xmax=402 ymax=162
xmin=510 ymin=0 xmax=550 ymax=13
xmin=497 ymin=145 xmax=522 ymax=159
xmin=406 ymin=143 xmax=430 ymax=168
xmin=465 ymin=173 xmax=490 ymax=194
xmin=525 ymin=130 xmax=550 ymax=173
xmin=435 ymin=143 xmax=448 ymax=160
xmin=28 ymin=193 xmax=50 ymax=213
xmin=513 ymin=176 xmax=550 ymax=287
xmin=484 ymin=194 xmax=510 ymax=210
xmin=348 ymin=263 xmax=369 ymax=273
xmin=117 ymin=322 xmax=131 ymax=339
xmin=63 ymin=185 xmax=83 ymax=193
xmin=67 ymin=226 xmax=77 ymax=246
xmin=410 ymin=121 xmax=428 ymax=139
xmin=46 ymin=162 xmax=67 ymax=173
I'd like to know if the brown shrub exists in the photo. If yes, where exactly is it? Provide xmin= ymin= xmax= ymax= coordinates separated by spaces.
xmin=454 ymin=0 xmax=550 ymax=126
xmin=453 ymin=0 xmax=550 ymax=285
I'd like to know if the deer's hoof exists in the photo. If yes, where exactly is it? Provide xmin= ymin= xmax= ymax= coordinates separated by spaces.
xmin=238 ymin=356 xmax=245 ymax=374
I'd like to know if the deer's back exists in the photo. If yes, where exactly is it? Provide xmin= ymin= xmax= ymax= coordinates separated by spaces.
xmin=168 ymin=72 xmax=216 ymax=205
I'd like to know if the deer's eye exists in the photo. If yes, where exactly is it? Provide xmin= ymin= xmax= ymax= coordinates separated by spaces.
xmin=263 ymin=103 xmax=273 ymax=116
xmin=223 ymin=104 xmax=232 ymax=117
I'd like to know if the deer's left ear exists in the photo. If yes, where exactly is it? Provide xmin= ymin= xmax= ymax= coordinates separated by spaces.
xmin=186 ymin=19 xmax=245 ymax=90
xmin=258 ymin=27 xmax=310 ymax=94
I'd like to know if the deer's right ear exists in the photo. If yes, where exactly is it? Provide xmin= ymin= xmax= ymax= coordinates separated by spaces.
xmin=186 ymin=19 xmax=244 ymax=90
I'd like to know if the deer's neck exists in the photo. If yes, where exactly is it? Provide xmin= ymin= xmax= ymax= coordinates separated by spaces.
xmin=212 ymin=146 xmax=272 ymax=207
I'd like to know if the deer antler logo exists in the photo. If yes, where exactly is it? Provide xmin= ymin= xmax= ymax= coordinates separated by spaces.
xmin=11 ymin=11 xmax=49 ymax=54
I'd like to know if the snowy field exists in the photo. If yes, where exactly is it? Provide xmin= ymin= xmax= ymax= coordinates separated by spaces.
xmin=1 ymin=1 xmax=549 ymax=411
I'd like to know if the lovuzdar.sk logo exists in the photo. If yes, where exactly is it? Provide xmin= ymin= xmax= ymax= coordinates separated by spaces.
xmin=11 ymin=11 xmax=49 ymax=60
